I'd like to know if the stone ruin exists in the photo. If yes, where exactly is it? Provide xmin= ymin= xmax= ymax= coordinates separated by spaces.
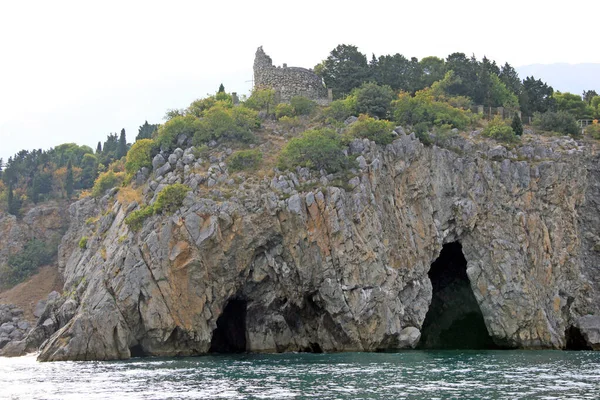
xmin=253 ymin=46 xmax=331 ymax=105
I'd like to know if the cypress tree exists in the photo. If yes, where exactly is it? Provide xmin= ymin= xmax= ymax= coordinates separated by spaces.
xmin=117 ymin=129 xmax=127 ymax=159
xmin=218 ymin=83 xmax=225 ymax=93
xmin=66 ymin=159 xmax=74 ymax=199
xmin=511 ymin=113 xmax=523 ymax=136
xmin=96 ymin=142 xmax=102 ymax=154
xmin=7 ymin=182 xmax=19 ymax=216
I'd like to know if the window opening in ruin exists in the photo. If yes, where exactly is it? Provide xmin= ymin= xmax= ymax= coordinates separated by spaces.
xmin=209 ymin=299 xmax=248 ymax=353
xmin=419 ymin=242 xmax=498 ymax=349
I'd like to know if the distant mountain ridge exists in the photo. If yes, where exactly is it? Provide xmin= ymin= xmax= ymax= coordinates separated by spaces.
xmin=516 ymin=63 xmax=600 ymax=95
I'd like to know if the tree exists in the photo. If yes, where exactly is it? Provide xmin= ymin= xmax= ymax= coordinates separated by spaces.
xmin=519 ymin=76 xmax=556 ymax=116
xmin=6 ymin=182 xmax=20 ymax=216
xmin=317 ymin=44 xmax=370 ymax=98
xmin=278 ymin=128 xmax=349 ymax=172
xmin=125 ymin=139 xmax=155 ymax=175
xmin=354 ymin=82 xmax=395 ymax=119
xmin=583 ymin=90 xmax=598 ymax=104
xmin=554 ymin=91 xmax=591 ymax=119
xmin=136 ymin=121 xmax=159 ymax=141
xmin=245 ymin=88 xmax=276 ymax=115
xmin=444 ymin=52 xmax=479 ymax=100
xmin=499 ymin=62 xmax=521 ymax=96
xmin=116 ymin=128 xmax=128 ymax=159
xmin=511 ymin=113 xmax=523 ymax=136
xmin=419 ymin=56 xmax=446 ymax=89
xmin=218 ymin=83 xmax=225 ymax=93
xmin=65 ymin=159 xmax=74 ymax=198
xmin=96 ymin=142 xmax=102 ymax=154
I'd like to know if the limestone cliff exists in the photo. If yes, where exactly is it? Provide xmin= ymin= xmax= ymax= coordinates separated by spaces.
xmin=23 ymin=131 xmax=600 ymax=361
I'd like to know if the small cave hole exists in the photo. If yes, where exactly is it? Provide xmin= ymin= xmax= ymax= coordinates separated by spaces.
xmin=565 ymin=326 xmax=592 ymax=350
xmin=209 ymin=299 xmax=248 ymax=353
xmin=129 ymin=344 xmax=147 ymax=358
xmin=419 ymin=242 xmax=498 ymax=349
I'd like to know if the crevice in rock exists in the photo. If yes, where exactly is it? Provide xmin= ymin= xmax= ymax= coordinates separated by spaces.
xmin=129 ymin=344 xmax=147 ymax=358
xmin=209 ymin=299 xmax=247 ymax=353
xmin=419 ymin=241 xmax=498 ymax=349
xmin=565 ymin=326 xmax=592 ymax=350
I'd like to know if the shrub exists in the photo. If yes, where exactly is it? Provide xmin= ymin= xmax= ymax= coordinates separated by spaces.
xmin=482 ymin=116 xmax=518 ymax=143
xmin=346 ymin=114 xmax=395 ymax=145
xmin=278 ymin=116 xmax=301 ymax=129
xmin=156 ymin=115 xmax=201 ymax=150
xmin=125 ymin=139 xmax=155 ymax=175
xmin=154 ymin=184 xmax=191 ymax=215
xmin=228 ymin=149 xmax=263 ymax=172
xmin=354 ymin=82 xmax=395 ymax=119
xmin=245 ymin=88 xmax=276 ymax=115
xmin=194 ymin=105 xmax=258 ymax=145
xmin=532 ymin=110 xmax=579 ymax=136
xmin=392 ymin=90 xmax=472 ymax=130
xmin=78 ymin=236 xmax=88 ymax=249
xmin=279 ymin=128 xmax=348 ymax=173
xmin=586 ymin=123 xmax=600 ymax=139
xmin=323 ymin=96 xmax=357 ymax=121
xmin=124 ymin=205 xmax=155 ymax=232
xmin=91 ymin=170 xmax=123 ymax=197
xmin=1 ymin=239 xmax=56 ymax=287
xmin=511 ymin=114 xmax=523 ymax=136
xmin=275 ymin=103 xmax=294 ymax=119
xmin=290 ymin=96 xmax=317 ymax=116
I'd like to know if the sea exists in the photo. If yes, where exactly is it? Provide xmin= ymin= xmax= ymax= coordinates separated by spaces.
xmin=1 ymin=350 xmax=600 ymax=399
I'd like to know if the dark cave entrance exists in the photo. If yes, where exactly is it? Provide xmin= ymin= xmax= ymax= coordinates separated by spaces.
xmin=419 ymin=242 xmax=498 ymax=349
xmin=129 ymin=344 xmax=148 ymax=358
xmin=209 ymin=299 xmax=248 ymax=353
xmin=565 ymin=326 xmax=592 ymax=350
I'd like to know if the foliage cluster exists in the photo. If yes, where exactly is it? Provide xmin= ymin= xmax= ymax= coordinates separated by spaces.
xmin=482 ymin=116 xmax=518 ymax=143
xmin=532 ymin=111 xmax=579 ymax=136
xmin=346 ymin=115 xmax=395 ymax=145
xmin=125 ymin=139 xmax=155 ymax=176
xmin=279 ymin=128 xmax=349 ymax=173
xmin=91 ymin=170 xmax=124 ymax=198
xmin=228 ymin=150 xmax=263 ymax=172
xmin=392 ymin=90 xmax=473 ymax=130
xmin=0 ymin=239 xmax=57 ymax=288
xmin=124 ymin=184 xmax=191 ymax=231
xmin=586 ymin=123 xmax=600 ymax=139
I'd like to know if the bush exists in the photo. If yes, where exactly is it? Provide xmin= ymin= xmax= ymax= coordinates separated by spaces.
xmin=124 ymin=205 xmax=155 ymax=232
xmin=346 ymin=114 xmax=395 ymax=145
xmin=279 ymin=128 xmax=348 ymax=173
xmin=278 ymin=116 xmax=301 ymax=129
xmin=323 ymin=96 xmax=357 ymax=121
xmin=290 ymin=96 xmax=317 ymax=116
xmin=532 ymin=110 xmax=579 ymax=136
xmin=125 ymin=139 xmax=155 ymax=175
xmin=194 ymin=105 xmax=258 ymax=145
xmin=354 ymin=82 xmax=395 ymax=119
xmin=228 ymin=149 xmax=263 ymax=172
xmin=78 ymin=236 xmax=88 ymax=249
xmin=91 ymin=170 xmax=123 ymax=197
xmin=482 ymin=116 xmax=518 ymax=143
xmin=156 ymin=115 xmax=201 ymax=150
xmin=511 ymin=114 xmax=523 ymax=136
xmin=154 ymin=184 xmax=191 ymax=215
xmin=392 ymin=90 xmax=472 ymax=130
xmin=275 ymin=103 xmax=294 ymax=119
xmin=245 ymin=88 xmax=276 ymax=115
xmin=2 ymin=239 xmax=56 ymax=287
xmin=586 ymin=123 xmax=600 ymax=139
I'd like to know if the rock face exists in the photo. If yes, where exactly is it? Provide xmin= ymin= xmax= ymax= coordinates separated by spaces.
xmin=35 ymin=133 xmax=600 ymax=361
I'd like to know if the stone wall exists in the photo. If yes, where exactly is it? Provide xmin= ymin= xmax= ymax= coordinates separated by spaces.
xmin=253 ymin=46 xmax=329 ymax=104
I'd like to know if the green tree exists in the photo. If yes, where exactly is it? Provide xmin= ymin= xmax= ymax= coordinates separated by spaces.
xmin=499 ymin=62 xmax=522 ymax=96
xmin=218 ymin=83 xmax=225 ymax=93
xmin=346 ymin=115 xmax=395 ymax=145
xmin=583 ymin=90 xmax=598 ymax=104
xmin=116 ymin=129 xmax=128 ymax=159
xmin=290 ymin=96 xmax=317 ymax=116
xmin=554 ymin=91 xmax=591 ymax=119
xmin=519 ymin=76 xmax=556 ymax=116
xmin=125 ymin=139 xmax=155 ymax=175
xmin=511 ymin=113 xmax=523 ymax=136
xmin=419 ymin=56 xmax=446 ymax=89
xmin=245 ymin=88 xmax=276 ymax=115
xmin=79 ymin=153 xmax=98 ymax=189
xmin=136 ymin=121 xmax=159 ymax=141
xmin=354 ymin=82 xmax=395 ymax=119
xmin=317 ymin=44 xmax=370 ymax=98
xmin=66 ymin=159 xmax=74 ymax=198
xmin=156 ymin=115 xmax=201 ymax=150
xmin=532 ymin=110 xmax=579 ymax=136
xmin=96 ymin=142 xmax=102 ymax=154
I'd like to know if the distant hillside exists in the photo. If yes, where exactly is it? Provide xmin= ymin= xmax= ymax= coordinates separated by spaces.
xmin=516 ymin=63 xmax=600 ymax=95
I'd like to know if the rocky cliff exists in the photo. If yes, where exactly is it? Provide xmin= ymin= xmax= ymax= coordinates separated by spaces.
xmin=10 ymin=130 xmax=600 ymax=361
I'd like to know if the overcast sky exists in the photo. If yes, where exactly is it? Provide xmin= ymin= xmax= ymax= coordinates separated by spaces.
xmin=1 ymin=0 xmax=599 ymax=162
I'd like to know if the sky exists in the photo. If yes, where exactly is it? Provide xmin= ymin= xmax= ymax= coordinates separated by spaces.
xmin=1 ymin=0 xmax=599 ymax=162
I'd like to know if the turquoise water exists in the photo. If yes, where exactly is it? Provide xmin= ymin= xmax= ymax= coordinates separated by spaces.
xmin=1 ymin=351 xmax=600 ymax=399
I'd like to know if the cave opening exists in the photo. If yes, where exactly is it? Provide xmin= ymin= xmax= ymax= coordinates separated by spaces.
xmin=419 ymin=242 xmax=498 ymax=349
xmin=209 ymin=299 xmax=248 ymax=353
xmin=565 ymin=326 xmax=592 ymax=350
xmin=129 ymin=344 xmax=147 ymax=358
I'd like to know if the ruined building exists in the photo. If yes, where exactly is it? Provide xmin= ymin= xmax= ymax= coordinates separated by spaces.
xmin=253 ymin=46 xmax=330 ymax=105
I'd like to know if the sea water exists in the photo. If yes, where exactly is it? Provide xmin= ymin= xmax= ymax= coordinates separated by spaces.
xmin=2 ymin=350 xmax=600 ymax=399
